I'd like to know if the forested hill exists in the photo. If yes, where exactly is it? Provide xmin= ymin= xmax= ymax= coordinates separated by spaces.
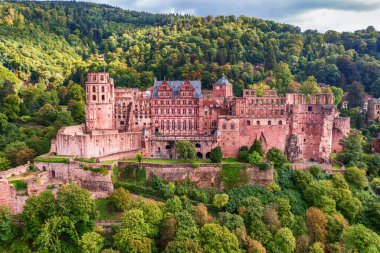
xmin=0 ymin=1 xmax=380 ymax=96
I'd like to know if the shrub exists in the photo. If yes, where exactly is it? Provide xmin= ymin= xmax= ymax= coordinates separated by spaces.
xmin=213 ymin=193 xmax=229 ymax=209
xmin=136 ymin=154 xmax=144 ymax=163
xmin=266 ymin=148 xmax=288 ymax=167
xmin=191 ymin=162 xmax=200 ymax=169
xmin=152 ymin=176 xmax=174 ymax=199
xmin=309 ymin=165 xmax=322 ymax=178
xmin=10 ymin=180 xmax=27 ymax=190
xmin=237 ymin=147 xmax=250 ymax=162
xmin=34 ymin=157 xmax=70 ymax=164
xmin=250 ymin=139 xmax=265 ymax=157
xmin=256 ymin=162 xmax=273 ymax=171
xmin=248 ymin=151 xmax=262 ymax=166
xmin=210 ymin=146 xmax=222 ymax=163
xmin=109 ymin=187 xmax=132 ymax=211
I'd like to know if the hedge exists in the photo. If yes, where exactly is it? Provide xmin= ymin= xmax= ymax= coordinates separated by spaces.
xmin=74 ymin=157 xmax=97 ymax=163
xmin=34 ymin=157 xmax=70 ymax=164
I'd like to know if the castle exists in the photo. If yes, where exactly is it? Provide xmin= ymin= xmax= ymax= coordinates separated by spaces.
xmin=51 ymin=73 xmax=350 ymax=163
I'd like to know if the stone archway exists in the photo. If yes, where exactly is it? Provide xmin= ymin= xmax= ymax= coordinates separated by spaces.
xmin=205 ymin=152 xmax=211 ymax=159
xmin=196 ymin=152 xmax=203 ymax=159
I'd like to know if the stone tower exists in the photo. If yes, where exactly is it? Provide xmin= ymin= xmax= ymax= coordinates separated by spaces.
xmin=85 ymin=73 xmax=115 ymax=130
xmin=212 ymin=74 xmax=233 ymax=97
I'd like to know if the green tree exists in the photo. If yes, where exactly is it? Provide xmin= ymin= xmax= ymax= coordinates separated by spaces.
xmin=200 ymin=223 xmax=242 ymax=253
xmin=308 ymin=242 xmax=324 ymax=253
xmin=248 ymin=151 xmax=262 ymax=166
xmin=36 ymin=215 xmax=79 ymax=253
xmin=265 ymin=40 xmax=277 ymax=71
xmin=331 ymin=86 xmax=343 ymax=106
xmin=79 ymin=232 xmax=105 ymax=253
xmin=0 ymin=157 xmax=11 ymax=171
xmin=306 ymin=207 xmax=327 ymax=243
xmin=1 ymin=94 xmax=20 ymax=121
xmin=337 ymin=130 xmax=364 ymax=166
xmin=210 ymin=146 xmax=222 ymax=163
xmin=213 ymin=193 xmax=229 ymax=209
xmin=249 ymin=140 xmax=265 ymax=157
xmin=164 ymin=240 xmax=203 ymax=253
xmin=174 ymin=211 xmax=199 ymax=241
xmin=274 ymin=61 xmax=293 ymax=95
xmin=299 ymin=76 xmax=321 ymax=96
xmin=4 ymin=141 xmax=27 ymax=167
xmin=176 ymin=140 xmax=196 ymax=161
xmin=347 ymin=81 xmax=365 ymax=109
xmin=344 ymin=167 xmax=368 ymax=189
xmin=266 ymin=147 xmax=288 ymax=167
xmin=342 ymin=224 xmax=380 ymax=253
xmin=109 ymin=187 xmax=132 ymax=211
xmin=0 ymin=205 xmax=14 ymax=244
xmin=270 ymin=228 xmax=296 ymax=253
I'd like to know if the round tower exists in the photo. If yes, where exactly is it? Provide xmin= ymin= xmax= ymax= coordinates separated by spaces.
xmin=85 ymin=73 xmax=115 ymax=130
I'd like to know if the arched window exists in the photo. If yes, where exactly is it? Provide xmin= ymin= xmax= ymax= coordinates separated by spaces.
xmin=172 ymin=121 xmax=176 ymax=130
xmin=222 ymin=124 xmax=227 ymax=130
xmin=194 ymin=121 xmax=198 ymax=130
xmin=268 ymin=121 xmax=272 ymax=125
xmin=166 ymin=120 xmax=170 ymax=130
xmin=256 ymin=121 xmax=260 ymax=125
xmin=231 ymin=124 xmax=235 ymax=130
xmin=279 ymin=120 xmax=283 ymax=125
xmin=247 ymin=120 xmax=251 ymax=126
xmin=183 ymin=120 xmax=187 ymax=130
xmin=92 ymin=86 xmax=96 ymax=92
xmin=189 ymin=121 xmax=193 ymax=130
xmin=178 ymin=121 xmax=181 ymax=130
xmin=161 ymin=121 xmax=164 ymax=130
xmin=195 ymin=143 xmax=201 ymax=148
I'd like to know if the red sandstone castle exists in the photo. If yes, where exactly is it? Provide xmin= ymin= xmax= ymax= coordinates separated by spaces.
xmin=51 ymin=73 xmax=350 ymax=163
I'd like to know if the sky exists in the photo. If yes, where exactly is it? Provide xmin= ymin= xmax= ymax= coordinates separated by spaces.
xmin=87 ymin=0 xmax=380 ymax=32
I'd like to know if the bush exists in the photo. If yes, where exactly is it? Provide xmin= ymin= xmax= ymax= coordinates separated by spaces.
xmin=309 ymin=165 xmax=322 ymax=178
xmin=213 ymin=194 xmax=229 ymax=209
xmin=136 ymin=154 xmax=144 ymax=163
xmin=109 ymin=187 xmax=132 ymax=211
xmin=191 ymin=162 xmax=200 ymax=169
xmin=237 ymin=147 xmax=250 ymax=162
xmin=151 ymin=176 xmax=174 ymax=199
xmin=34 ymin=157 xmax=70 ymax=164
xmin=266 ymin=148 xmax=288 ymax=168
xmin=210 ymin=146 xmax=222 ymax=163
xmin=248 ymin=151 xmax=262 ymax=166
xmin=250 ymin=139 xmax=265 ymax=157
xmin=10 ymin=180 xmax=27 ymax=190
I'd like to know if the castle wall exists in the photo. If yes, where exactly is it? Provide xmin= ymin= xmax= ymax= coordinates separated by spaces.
xmin=118 ymin=162 xmax=274 ymax=189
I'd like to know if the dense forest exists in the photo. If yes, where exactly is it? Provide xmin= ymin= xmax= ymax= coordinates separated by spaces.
xmin=0 ymin=1 xmax=380 ymax=252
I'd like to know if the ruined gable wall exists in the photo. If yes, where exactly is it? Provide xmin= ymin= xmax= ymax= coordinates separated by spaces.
xmin=332 ymin=117 xmax=350 ymax=153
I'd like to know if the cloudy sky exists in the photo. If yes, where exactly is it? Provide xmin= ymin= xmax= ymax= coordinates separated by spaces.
xmin=89 ymin=0 xmax=380 ymax=32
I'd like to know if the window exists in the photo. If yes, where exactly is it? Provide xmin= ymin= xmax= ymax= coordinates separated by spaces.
xmin=101 ymin=95 xmax=105 ymax=101
xmin=100 ymin=75 xmax=104 ymax=81
xmin=196 ymin=143 xmax=201 ymax=148
xmin=247 ymin=120 xmax=251 ymax=126
xmin=172 ymin=121 xmax=175 ymax=130
xmin=178 ymin=121 xmax=181 ymax=130
xmin=189 ymin=121 xmax=193 ymax=130
xmin=120 ymin=121 xmax=124 ymax=125
xmin=161 ymin=121 xmax=164 ymax=130
xmin=183 ymin=121 xmax=187 ymax=130
xmin=172 ymin=109 xmax=175 ymax=114
xmin=195 ymin=121 xmax=198 ymax=130
xmin=308 ymin=106 xmax=313 ymax=112
xmin=268 ymin=121 xmax=271 ymax=125
xmin=222 ymin=124 xmax=227 ymax=129
xmin=166 ymin=121 xmax=170 ymax=130
xmin=92 ymin=95 xmax=96 ymax=101
xmin=183 ymin=101 xmax=187 ymax=105
xmin=279 ymin=120 xmax=283 ymax=125
xmin=212 ymin=121 xmax=217 ymax=127
xmin=231 ymin=124 xmax=235 ymax=130
xmin=183 ymin=109 xmax=186 ymax=114
xmin=92 ymin=86 xmax=96 ymax=92
xmin=204 ymin=110 xmax=208 ymax=115
xmin=102 ymin=86 xmax=105 ymax=92
xmin=178 ymin=109 xmax=181 ymax=114
xmin=256 ymin=121 xmax=260 ymax=125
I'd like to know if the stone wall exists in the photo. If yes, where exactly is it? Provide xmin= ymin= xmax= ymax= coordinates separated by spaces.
xmin=118 ymin=162 xmax=273 ymax=189
xmin=0 ymin=164 xmax=29 ymax=180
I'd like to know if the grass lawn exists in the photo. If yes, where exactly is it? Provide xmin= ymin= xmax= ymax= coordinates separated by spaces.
xmin=95 ymin=198 xmax=121 ymax=220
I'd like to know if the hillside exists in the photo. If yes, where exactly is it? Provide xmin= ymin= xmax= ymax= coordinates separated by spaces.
xmin=0 ymin=1 xmax=380 ymax=95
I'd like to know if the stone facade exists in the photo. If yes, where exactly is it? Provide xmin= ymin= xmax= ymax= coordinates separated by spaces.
xmin=368 ymin=98 xmax=380 ymax=122
xmin=51 ymin=72 xmax=350 ymax=163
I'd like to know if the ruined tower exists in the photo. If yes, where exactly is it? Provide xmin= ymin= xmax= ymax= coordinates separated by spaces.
xmin=85 ymin=73 xmax=115 ymax=130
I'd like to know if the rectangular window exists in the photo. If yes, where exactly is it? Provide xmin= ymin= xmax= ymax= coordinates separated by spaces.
xmin=92 ymin=95 xmax=96 ymax=101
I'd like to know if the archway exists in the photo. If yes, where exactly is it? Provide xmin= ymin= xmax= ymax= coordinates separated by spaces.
xmin=51 ymin=170 xmax=56 ymax=178
xmin=166 ymin=145 xmax=171 ymax=150
xmin=206 ymin=152 xmax=211 ymax=159
xmin=196 ymin=152 xmax=203 ymax=159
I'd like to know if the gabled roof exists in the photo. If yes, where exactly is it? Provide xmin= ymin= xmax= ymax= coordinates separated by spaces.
xmin=152 ymin=80 xmax=203 ymax=98
xmin=214 ymin=74 xmax=232 ymax=86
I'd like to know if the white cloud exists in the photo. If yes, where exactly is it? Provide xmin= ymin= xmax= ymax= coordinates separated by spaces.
xmin=284 ymin=8 xmax=380 ymax=32
xmin=87 ymin=0 xmax=380 ymax=32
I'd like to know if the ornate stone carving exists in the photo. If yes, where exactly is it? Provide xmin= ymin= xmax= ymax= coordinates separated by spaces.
xmin=286 ymin=134 xmax=302 ymax=162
